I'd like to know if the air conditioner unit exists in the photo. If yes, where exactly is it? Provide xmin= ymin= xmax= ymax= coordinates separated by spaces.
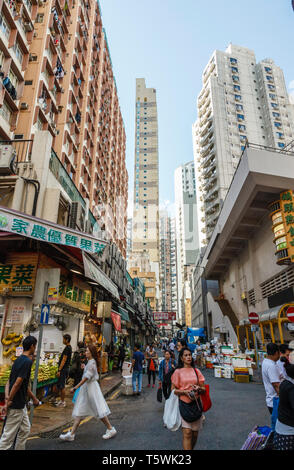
xmin=20 ymin=103 xmax=29 ymax=110
xmin=68 ymin=201 xmax=86 ymax=231
xmin=0 ymin=145 xmax=17 ymax=175
xmin=24 ymin=22 xmax=33 ymax=32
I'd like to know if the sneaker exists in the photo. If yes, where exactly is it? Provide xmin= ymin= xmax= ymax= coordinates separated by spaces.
xmin=147 ymin=384 xmax=151 ymax=388
xmin=137 ymin=391 xmax=141 ymax=395
xmin=59 ymin=431 xmax=75 ymax=441
xmin=102 ymin=427 xmax=117 ymax=440
xmin=152 ymin=384 xmax=155 ymax=388
xmin=55 ymin=400 xmax=66 ymax=408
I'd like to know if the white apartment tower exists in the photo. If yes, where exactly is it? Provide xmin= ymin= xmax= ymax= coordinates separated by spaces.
xmin=174 ymin=162 xmax=199 ymax=321
xmin=132 ymin=78 xmax=160 ymax=265
xmin=159 ymin=212 xmax=178 ymax=314
xmin=193 ymin=44 xmax=294 ymax=246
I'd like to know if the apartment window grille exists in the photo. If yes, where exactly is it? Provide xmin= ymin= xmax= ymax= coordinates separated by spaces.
xmin=234 ymin=85 xmax=241 ymax=91
xmin=0 ymin=14 xmax=11 ymax=40
xmin=260 ymin=267 xmax=294 ymax=299
xmin=232 ymin=75 xmax=239 ymax=83
xmin=264 ymin=67 xmax=272 ymax=73
xmin=271 ymin=103 xmax=278 ymax=109
xmin=0 ymin=100 xmax=11 ymax=123
xmin=235 ymin=95 xmax=242 ymax=101
xmin=13 ymin=42 xmax=23 ymax=65
xmin=230 ymin=58 xmax=237 ymax=64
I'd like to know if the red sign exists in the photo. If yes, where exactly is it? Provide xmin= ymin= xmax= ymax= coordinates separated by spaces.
xmin=286 ymin=306 xmax=294 ymax=323
xmin=248 ymin=312 xmax=259 ymax=324
xmin=153 ymin=312 xmax=176 ymax=322
xmin=111 ymin=311 xmax=121 ymax=332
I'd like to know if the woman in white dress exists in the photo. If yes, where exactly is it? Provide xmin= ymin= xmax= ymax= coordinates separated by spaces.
xmin=59 ymin=344 xmax=117 ymax=441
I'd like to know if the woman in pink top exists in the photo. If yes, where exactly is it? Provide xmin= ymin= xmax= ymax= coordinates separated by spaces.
xmin=171 ymin=348 xmax=206 ymax=450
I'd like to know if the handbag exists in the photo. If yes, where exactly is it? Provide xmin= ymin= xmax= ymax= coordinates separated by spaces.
xmin=179 ymin=396 xmax=203 ymax=423
xmin=157 ymin=386 xmax=163 ymax=403
xmin=72 ymin=387 xmax=80 ymax=404
xmin=194 ymin=368 xmax=212 ymax=412
xmin=149 ymin=358 xmax=156 ymax=371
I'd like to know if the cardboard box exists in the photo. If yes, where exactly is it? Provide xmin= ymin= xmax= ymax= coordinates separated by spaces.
xmin=121 ymin=384 xmax=133 ymax=396
xmin=122 ymin=375 xmax=132 ymax=386
xmin=214 ymin=366 xmax=222 ymax=378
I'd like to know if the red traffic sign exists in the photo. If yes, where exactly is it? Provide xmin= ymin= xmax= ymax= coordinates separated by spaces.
xmin=286 ymin=306 xmax=294 ymax=323
xmin=248 ymin=312 xmax=259 ymax=324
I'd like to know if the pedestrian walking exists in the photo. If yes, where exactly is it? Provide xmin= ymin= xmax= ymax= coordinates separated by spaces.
xmin=0 ymin=336 xmax=40 ymax=450
xmin=59 ymin=344 xmax=117 ymax=442
xmin=50 ymin=334 xmax=72 ymax=408
xmin=146 ymin=344 xmax=158 ymax=388
xmin=70 ymin=341 xmax=87 ymax=387
xmin=171 ymin=347 xmax=206 ymax=450
xmin=117 ymin=341 xmax=126 ymax=372
xmin=158 ymin=350 xmax=176 ymax=400
xmin=261 ymin=343 xmax=281 ymax=416
xmin=277 ymin=343 xmax=293 ymax=381
xmin=174 ymin=340 xmax=187 ymax=365
xmin=273 ymin=354 xmax=294 ymax=450
xmin=169 ymin=340 xmax=175 ymax=354
xmin=130 ymin=343 xmax=145 ymax=396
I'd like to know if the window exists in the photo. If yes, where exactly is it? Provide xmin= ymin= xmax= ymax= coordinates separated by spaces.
xmin=232 ymin=75 xmax=239 ymax=82
xmin=235 ymin=94 xmax=242 ymax=101
xmin=241 ymin=146 xmax=246 ymax=151
xmin=269 ymin=93 xmax=276 ymax=100
xmin=230 ymin=58 xmax=237 ymax=64
xmin=236 ymin=104 xmax=243 ymax=111
xmin=231 ymin=67 xmax=238 ymax=73
xmin=264 ymin=66 xmax=272 ymax=73
xmin=271 ymin=103 xmax=278 ymax=109
xmin=238 ymin=124 xmax=246 ymax=131
xmin=273 ymin=112 xmax=280 ymax=118
xmin=0 ymin=14 xmax=11 ymax=40
xmin=278 ymin=142 xmax=285 ymax=148
xmin=237 ymin=114 xmax=244 ymax=121
xmin=234 ymin=85 xmax=241 ymax=91
xmin=268 ymin=84 xmax=275 ymax=90
xmin=240 ymin=135 xmax=247 ymax=141
xmin=0 ymin=100 xmax=12 ymax=123
xmin=276 ymin=132 xmax=284 ymax=139
xmin=266 ymin=75 xmax=273 ymax=82
xmin=274 ymin=122 xmax=282 ymax=128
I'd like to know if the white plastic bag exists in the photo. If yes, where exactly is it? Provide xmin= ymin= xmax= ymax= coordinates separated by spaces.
xmin=163 ymin=390 xmax=181 ymax=431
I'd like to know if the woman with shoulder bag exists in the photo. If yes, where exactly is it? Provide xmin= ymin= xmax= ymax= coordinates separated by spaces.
xmin=171 ymin=347 xmax=206 ymax=450
xmin=146 ymin=345 xmax=158 ymax=388
xmin=159 ymin=350 xmax=176 ymax=400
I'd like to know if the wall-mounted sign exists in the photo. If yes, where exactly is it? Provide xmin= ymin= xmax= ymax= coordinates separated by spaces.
xmin=269 ymin=191 xmax=294 ymax=265
xmin=58 ymin=274 xmax=91 ymax=313
xmin=0 ymin=207 xmax=107 ymax=255
xmin=0 ymin=252 xmax=38 ymax=296
xmin=153 ymin=312 xmax=176 ymax=322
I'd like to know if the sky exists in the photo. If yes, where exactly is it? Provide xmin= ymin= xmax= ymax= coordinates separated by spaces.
xmin=99 ymin=0 xmax=294 ymax=217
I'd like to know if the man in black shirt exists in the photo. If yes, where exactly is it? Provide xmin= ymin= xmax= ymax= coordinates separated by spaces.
xmin=51 ymin=334 xmax=72 ymax=408
xmin=0 ymin=335 xmax=39 ymax=450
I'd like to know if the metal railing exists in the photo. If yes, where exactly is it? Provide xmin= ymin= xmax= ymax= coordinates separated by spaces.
xmin=0 ymin=139 xmax=33 ymax=163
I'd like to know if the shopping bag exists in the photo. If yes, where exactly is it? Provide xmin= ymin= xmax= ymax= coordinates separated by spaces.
xmin=241 ymin=425 xmax=269 ymax=450
xmin=72 ymin=387 xmax=80 ymax=404
xmin=149 ymin=359 xmax=156 ymax=371
xmin=157 ymin=387 xmax=163 ymax=403
xmin=163 ymin=390 xmax=181 ymax=431
xmin=271 ymin=397 xmax=279 ymax=431
xmin=195 ymin=369 xmax=212 ymax=412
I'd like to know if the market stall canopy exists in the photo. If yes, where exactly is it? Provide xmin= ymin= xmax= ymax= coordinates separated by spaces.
xmin=118 ymin=306 xmax=130 ymax=322
xmin=187 ymin=327 xmax=205 ymax=337
xmin=82 ymin=252 xmax=120 ymax=300
xmin=0 ymin=206 xmax=108 ymax=255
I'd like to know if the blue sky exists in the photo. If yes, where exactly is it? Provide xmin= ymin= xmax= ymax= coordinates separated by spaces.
xmin=99 ymin=0 xmax=294 ymax=216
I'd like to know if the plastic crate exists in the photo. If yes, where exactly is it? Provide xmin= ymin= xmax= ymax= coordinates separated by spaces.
xmin=235 ymin=375 xmax=250 ymax=383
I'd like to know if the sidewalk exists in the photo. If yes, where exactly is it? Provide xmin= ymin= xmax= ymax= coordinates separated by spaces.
xmin=0 ymin=371 xmax=123 ymax=438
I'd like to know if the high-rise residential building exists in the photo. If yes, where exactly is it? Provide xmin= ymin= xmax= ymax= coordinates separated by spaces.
xmin=0 ymin=0 xmax=128 ymax=256
xmin=132 ymin=78 xmax=159 ymax=266
xmin=159 ymin=211 xmax=177 ymax=314
xmin=126 ymin=217 xmax=132 ymax=261
xmin=174 ymin=161 xmax=199 ymax=321
xmin=193 ymin=44 xmax=294 ymax=246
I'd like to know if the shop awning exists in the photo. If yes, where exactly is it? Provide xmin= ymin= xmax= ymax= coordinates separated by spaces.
xmin=83 ymin=253 xmax=120 ymax=300
xmin=118 ymin=306 xmax=130 ymax=322
xmin=125 ymin=303 xmax=135 ymax=314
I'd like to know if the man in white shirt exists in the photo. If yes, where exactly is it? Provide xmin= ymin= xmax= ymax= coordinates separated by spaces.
xmin=168 ymin=341 xmax=175 ymax=352
xmin=261 ymin=343 xmax=281 ymax=415
xmin=277 ymin=343 xmax=293 ymax=380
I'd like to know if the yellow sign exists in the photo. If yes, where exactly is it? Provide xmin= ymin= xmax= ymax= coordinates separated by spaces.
xmin=280 ymin=190 xmax=294 ymax=262
xmin=0 ymin=252 xmax=38 ymax=296
xmin=58 ymin=274 xmax=91 ymax=313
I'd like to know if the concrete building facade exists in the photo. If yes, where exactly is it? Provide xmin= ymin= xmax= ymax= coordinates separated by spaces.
xmin=0 ymin=0 xmax=128 ymax=256
xmin=159 ymin=211 xmax=177 ymax=314
xmin=132 ymin=78 xmax=159 ymax=265
xmin=174 ymin=161 xmax=199 ymax=321
xmin=193 ymin=44 xmax=294 ymax=246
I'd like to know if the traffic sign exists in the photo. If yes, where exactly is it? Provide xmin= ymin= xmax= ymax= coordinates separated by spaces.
xmin=248 ymin=312 xmax=259 ymax=324
xmin=40 ymin=304 xmax=50 ymax=324
xmin=286 ymin=306 xmax=294 ymax=323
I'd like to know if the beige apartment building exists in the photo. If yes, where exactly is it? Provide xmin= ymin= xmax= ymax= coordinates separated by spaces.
xmin=129 ymin=266 xmax=157 ymax=311
xmin=0 ymin=0 xmax=128 ymax=256
xmin=132 ymin=78 xmax=159 ymax=265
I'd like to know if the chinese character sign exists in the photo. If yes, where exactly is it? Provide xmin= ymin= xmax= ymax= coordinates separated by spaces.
xmin=58 ymin=275 xmax=91 ymax=313
xmin=281 ymin=190 xmax=294 ymax=262
xmin=0 ymin=253 xmax=38 ymax=295
xmin=0 ymin=209 xmax=107 ymax=255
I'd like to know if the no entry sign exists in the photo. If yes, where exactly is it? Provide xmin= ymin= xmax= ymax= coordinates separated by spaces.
xmin=249 ymin=312 xmax=259 ymax=324
xmin=286 ymin=306 xmax=294 ymax=323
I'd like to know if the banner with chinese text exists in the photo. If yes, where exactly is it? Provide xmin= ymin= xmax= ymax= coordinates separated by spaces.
xmin=0 ymin=252 xmax=38 ymax=295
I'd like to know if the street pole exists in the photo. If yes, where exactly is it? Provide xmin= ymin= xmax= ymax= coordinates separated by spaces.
xmin=99 ymin=302 xmax=105 ymax=383
xmin=252 ymin=327 xmax=260 ymax=369
xmin=30 ymin=281 xmax=49 ymax=424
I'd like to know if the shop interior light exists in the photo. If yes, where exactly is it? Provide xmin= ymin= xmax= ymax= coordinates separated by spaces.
xmin=70 ymin=268 xmax=83 ymax=275
xmin=88 ymin=281 xmax=99 ymax=286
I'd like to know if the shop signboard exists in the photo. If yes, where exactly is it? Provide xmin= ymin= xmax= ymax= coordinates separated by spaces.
xmin=97 ymin=301 xmax=112 ymax=318
xmin=279 ymin=191 xmax=294 ymax=262
xmin=11 ymin=305 xmax=24 ymax=324
xmin=153 ymin=312 xmax=176 ymax=322
xmin=0 ymin=252 xmax=38 ymax=296
xmin=58 ymin=274 xmax=91 ymax=313
xmin=111 ymin=311 xmax=121 ymax=332
xmin=0 ymin=206 xmax=107 ymax=256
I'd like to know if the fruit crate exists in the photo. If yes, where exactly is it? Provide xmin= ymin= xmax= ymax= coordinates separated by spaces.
xmin=234 ymin=374 xmax=250 ymax=383
xmin=0 ymin=378 xmax=58 ymax=394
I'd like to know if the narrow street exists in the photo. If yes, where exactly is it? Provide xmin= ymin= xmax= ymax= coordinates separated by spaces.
xmin=26 ymin=369 xmax=270 ymax=451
